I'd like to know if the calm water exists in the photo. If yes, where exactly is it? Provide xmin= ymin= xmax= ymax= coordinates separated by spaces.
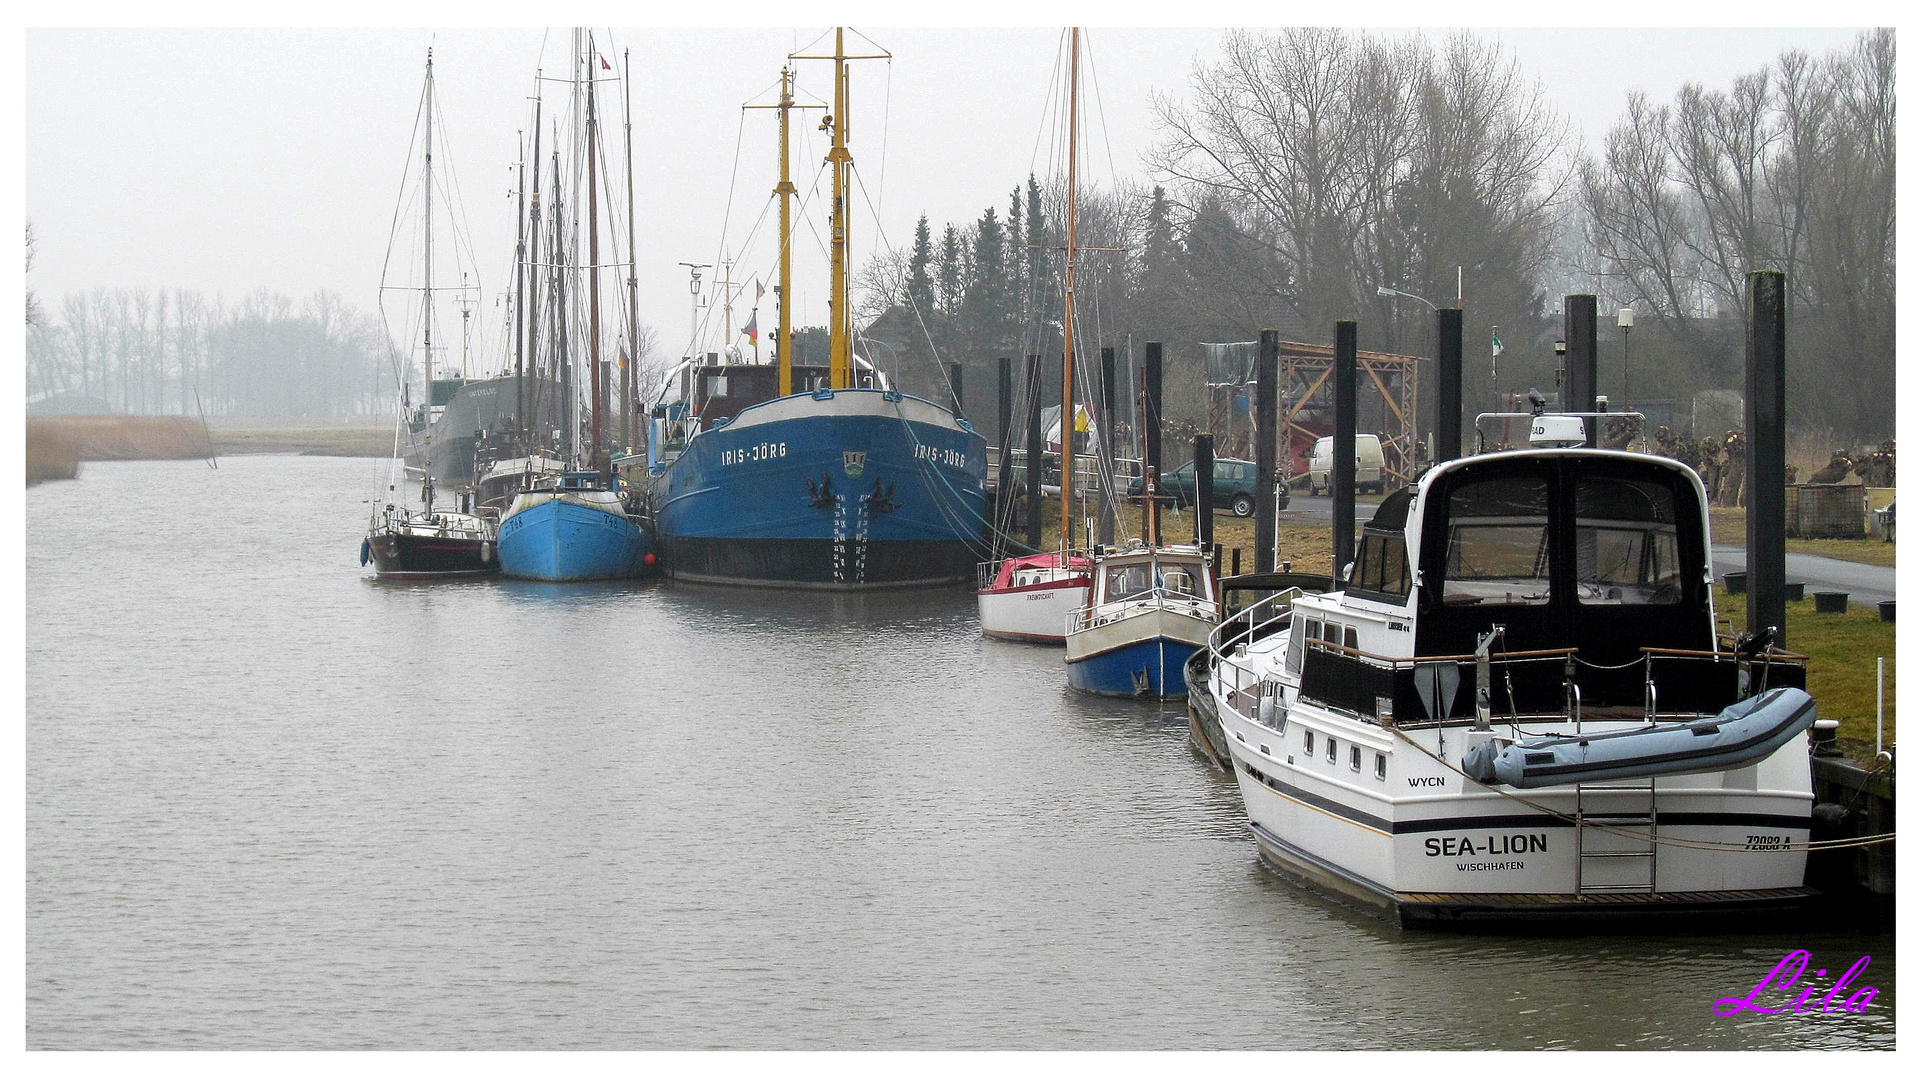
xmin=26 ymin=455 xmax=1895 ymax=1049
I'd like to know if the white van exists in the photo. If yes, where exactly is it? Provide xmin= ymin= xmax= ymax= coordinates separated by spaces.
xmin=1307 ymin=434 xmax=1386 ymax=495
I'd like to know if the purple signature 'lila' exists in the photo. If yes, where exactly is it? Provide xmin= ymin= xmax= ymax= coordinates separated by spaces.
xmin=1713 ymin=950 xmax=1878 ymax=1016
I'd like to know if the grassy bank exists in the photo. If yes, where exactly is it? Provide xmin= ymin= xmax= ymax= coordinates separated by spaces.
xmin=26 ymin=416 xmax=212 ymax=485
xmin=1714 ymin=587 xmax=1896 ymax=748
xmin=1708 ymin=506 xmax=1896 ymax=567
xmin=1021 ymin=495 xmax=1338 ymax=577
xmin=206 ymin=423 xmax=397 ymax=457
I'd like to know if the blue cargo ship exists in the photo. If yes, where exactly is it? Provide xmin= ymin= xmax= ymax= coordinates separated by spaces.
xmin=643 ymin=362 xmax=986 ymax=588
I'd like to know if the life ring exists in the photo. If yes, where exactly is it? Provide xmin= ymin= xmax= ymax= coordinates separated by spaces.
xmin=360 ymin=538 xmax=371 ymax=566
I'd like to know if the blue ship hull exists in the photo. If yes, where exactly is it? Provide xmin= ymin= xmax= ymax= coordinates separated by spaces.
xmin=1065 ymin=636 xmax=1198 ymax=698
xmin=650 ymin=389 xmax=988 ymax=588
xmin=498 ymin=497 xmax=646 ymax=582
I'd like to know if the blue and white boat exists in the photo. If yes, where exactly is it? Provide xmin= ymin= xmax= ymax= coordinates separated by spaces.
xmin=498 ymin=472 xmax=649 ymax=581
xmin=1065 ymin=542 xmax=1218 ymax=697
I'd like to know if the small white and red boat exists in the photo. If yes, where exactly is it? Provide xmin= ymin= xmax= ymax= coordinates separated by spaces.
xmin=976 ymin=551 xmax=1093 ymax=644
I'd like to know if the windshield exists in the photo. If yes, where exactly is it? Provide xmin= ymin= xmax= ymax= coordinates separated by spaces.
xmin=1574 ymin=477 xmax=1682 ymax=604
xmin=1442 ymin=475 xmax=1551 ymax=606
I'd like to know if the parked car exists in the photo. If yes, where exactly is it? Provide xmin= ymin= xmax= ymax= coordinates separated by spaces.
xmin=1307 ymin=434 xmax=1386 ymax=495
xmin=1129 ymin=456 xmax=1286 ymax=517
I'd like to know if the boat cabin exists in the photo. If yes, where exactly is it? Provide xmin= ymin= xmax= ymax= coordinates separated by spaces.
xmin=649 ymin=355 xmax=896 ymax=465
xmin=1286 ymin=448 xmax=1801 ymax=723
xmin=1088 ymin=545 xmax=1217 ymax=613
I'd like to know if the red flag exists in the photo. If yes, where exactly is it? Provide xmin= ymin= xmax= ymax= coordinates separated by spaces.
xmin=755 ymin=278 xmax=765 ymax=301
xmin=600 ymin=55 xmax=611 ymax=70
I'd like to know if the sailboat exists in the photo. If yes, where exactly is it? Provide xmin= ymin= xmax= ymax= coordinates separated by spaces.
xmin=364 ymin=49 xmax=499 ymax=580
xmin=977 ymin=29 xmax=1100 ymax=643
xmin=497 ymin=31 xmax=652 ymax=582
xmin=641 ymin=30 xmax=987 ymax=588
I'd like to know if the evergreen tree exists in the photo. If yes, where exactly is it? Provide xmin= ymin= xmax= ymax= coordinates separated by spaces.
xmin=960 ymin=207 xmax=1012 ymax=356
xmin=905 ymin=214 xmax=936 ymax=317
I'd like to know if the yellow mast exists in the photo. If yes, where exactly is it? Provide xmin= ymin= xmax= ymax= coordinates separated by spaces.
xmin=791 ymin=28 xmax=888 ymax=392
xmin=1060 ymin=27 xmax=1080 ymax=552
xmin=776 ymin=67 xmax=796 ymax=397
xmin=826 ymin=28 xmax=852 ymax=390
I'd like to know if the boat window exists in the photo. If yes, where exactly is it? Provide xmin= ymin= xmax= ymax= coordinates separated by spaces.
xmin=1350 ymin=746 xmax=1362 ymax=772
xmin=1442 ymin=476 xmax=1551 ymax=606
xmin=1321 ymin=621 xmax=1341 ymax=644
xmin=1350 ymin=531 xmax=1411 ymax=600
xmin=706 ymin=374 xmax=729 ymax=397
xmin=1103 ymin=562 xmax=1152 ymax=602
xmin=1375 ymin=753 xmax=1387 ymax=779
xmin=1287 ymin=617 xmax=1310 ymax=676
xmin=1326 ymin=737 xmax=1337 ymax=763
xmin=1343 ymin=626 xmax=1359 ymax=651
xmin=1303 ymin=729 xmax=1314 ymax=754
xmin=1574 ymin=477 xmax=1683 ymax=605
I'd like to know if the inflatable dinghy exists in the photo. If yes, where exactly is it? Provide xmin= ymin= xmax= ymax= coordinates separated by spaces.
xmin=1461 ymin=687 xmax=1816 ymax=789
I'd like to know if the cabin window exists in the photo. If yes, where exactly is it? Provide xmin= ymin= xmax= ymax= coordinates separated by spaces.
xmin=1326 ymin=738 xmax=1337 ymax=763
xmin=1303 ymin=729 xmax=1314 ymax=754
xmin=1350 ymin=746 xmax=1362 ymax=772
xmin=1375 ymin=753 xmax=1387 ymax=779
xmin=1574 ymin=477 xmax=1683 ymax=604
xmin=1343 ymin=626 xmax=1359 ymax=651
xmin=1103 ymin=563 xmax=1153 ymax=602
xmin=1321 ymin=621 xmax=1341 ymax=644
xmin=1443 ymin=476 xmax=1551 ymax=606
xmin=1288 ymin=617 xmax=1309 ymax=676
xmin=705 ymin=374 xmax=729 ymax=397
xmin=1350 ymin=531 xmax=1411 ymax=600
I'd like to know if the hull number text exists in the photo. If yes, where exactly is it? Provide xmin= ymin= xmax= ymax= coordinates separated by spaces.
xmin=915 ymin=444 xmax=968 ymax=468
xmin=723 ymin=442 xmax=787 ymax=466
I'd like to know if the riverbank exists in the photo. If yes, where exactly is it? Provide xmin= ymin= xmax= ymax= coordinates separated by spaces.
xmin=26 ymin=416 xmax=212 ymax=485
xmin=204 ymin=418 xmax=396 ymax=457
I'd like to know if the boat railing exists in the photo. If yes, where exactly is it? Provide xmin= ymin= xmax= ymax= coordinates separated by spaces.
xmin=1067 ymin=587 xmax=1219 ymax=635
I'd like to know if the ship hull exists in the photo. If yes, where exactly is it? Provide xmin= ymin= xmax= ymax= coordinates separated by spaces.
xmin=1064 ymin=606 xmax=1212 ymax=698
xmin=498 ymin=494 xmax=645 ymax=582
xmin=650 ymin=389 xmax=987 ymax=589
xmin=364 ymin=531 xmax=497 ymax=579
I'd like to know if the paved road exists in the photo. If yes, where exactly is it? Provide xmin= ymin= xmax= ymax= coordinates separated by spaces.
xmin=1711 ymin=545 xmax=1894 ymax=607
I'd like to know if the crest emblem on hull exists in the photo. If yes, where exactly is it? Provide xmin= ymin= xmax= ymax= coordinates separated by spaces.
xmin=843 ymin=450 xmax=867 ymax=478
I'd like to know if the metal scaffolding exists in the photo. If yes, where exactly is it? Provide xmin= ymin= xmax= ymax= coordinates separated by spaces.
xmin=1205 ymin=339 xmax=1423 ymax=487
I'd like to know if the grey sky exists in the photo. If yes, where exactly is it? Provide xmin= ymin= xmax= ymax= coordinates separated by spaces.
xmin=26 ymin=25 xmax=1872 ymax=373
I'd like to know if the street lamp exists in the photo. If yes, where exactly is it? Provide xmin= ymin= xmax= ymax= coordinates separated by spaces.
xmin=1376 ymin=284 xmax=1438 ymax=313
xmin=1617 ymin=306 xmax=1634 ymax=408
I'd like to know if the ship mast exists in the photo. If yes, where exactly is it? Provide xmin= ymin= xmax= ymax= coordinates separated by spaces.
xmin=525 ymin=85 xmax=544 ymax=451
xmin=587 ymin=33 xmax=604 ymax=475
xmin=826 ymin=29 xmax=852 ymax=390
xmin=513 ymin=139 xmax=526 ymax=450
xmin=421 ymin=49 xmax=437 ymax=510
xmin=792 ymin=28 xmax=889 ymax=392
xmin=776 ymin=67 xmax=796 ymax=397
xmin=622 ymin=48 xmax=638 ymax=454
xmin=1060 ymin=27 xmax=1080 ymax=552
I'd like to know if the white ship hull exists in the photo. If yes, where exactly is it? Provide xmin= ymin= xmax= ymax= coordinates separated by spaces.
xmin=1210 ymin=664 xmax=1814 ymax=924
xmin=978 ymin=580 xmax=1089 ymax=643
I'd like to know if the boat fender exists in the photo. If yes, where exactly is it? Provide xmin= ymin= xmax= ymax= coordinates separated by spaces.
xmin=481 ymin=540 xmax=492 ymax=563
xmin=360 ymin=538 xmax=371 ymax=566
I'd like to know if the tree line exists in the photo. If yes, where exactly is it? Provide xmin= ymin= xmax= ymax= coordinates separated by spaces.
xmin=25 ymin=288 xmax=398 ymax=416
xmin=858 ymin=27 xmax=1895 ymax=445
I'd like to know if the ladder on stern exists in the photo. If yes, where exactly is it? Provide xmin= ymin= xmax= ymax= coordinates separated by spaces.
xmin=1575 ymin=778 xmax=1658 ymax=895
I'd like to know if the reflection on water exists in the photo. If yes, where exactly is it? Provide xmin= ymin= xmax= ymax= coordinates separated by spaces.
xmin=26 ymin=456 xmax=1894 ymax=1049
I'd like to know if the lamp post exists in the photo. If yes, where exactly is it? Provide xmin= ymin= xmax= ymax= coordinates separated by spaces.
xmin=1376 ymin=284 xmax=1438 ymax=313
xmin=1617 ymin=306 xmax=1634 ymax=407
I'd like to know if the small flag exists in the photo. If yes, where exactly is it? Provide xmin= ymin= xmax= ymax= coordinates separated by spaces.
xmin=742 ymin=310 xmax=759 ymax=345
xmin=600 ymin=55 xmax=611 ymax=70
xmin=618 ymin=349 xmax=628 ymax=370
xmin=755 ymin=278 xmax=765 ymax=301
xmin=1491 ymin=329 xmax=1504 ymax=358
